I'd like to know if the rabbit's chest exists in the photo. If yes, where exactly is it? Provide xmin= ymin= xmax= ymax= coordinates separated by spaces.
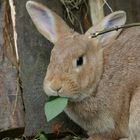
xmin=64 ymin=103 xmax=115 ymax=135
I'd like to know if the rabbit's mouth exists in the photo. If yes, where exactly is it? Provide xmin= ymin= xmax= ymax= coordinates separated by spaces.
xmin=43 ymin=83 xmax=85 ymax=101
xmin=57 ymin=89 xmax=93 ymax=102
xmin=43 ymin=79 xmax=95 ymax=102
xmin=43 ymin=84 xmax=58 ymax=96
xmin=43 ymin=77 xmax=83 ymax=100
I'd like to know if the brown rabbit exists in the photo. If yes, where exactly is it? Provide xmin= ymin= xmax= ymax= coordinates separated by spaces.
xmin=26 ymin=1 xmax=140 ymax=140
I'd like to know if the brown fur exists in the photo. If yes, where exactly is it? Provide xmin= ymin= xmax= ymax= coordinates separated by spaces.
xmin=26 ymin=1 xmax=140 ymax=140
xmin=65 ymin=27 xmax=140 ymax=140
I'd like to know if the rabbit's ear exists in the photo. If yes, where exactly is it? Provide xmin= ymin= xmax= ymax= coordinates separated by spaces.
xmin=26 ymin=1 xmax=72 ymax=43
xmin=85 ymin=11 xmax=126 ymax=46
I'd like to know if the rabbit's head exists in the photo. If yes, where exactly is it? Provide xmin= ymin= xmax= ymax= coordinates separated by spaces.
xmin=26 ymin=1 xmax=126 ymax=101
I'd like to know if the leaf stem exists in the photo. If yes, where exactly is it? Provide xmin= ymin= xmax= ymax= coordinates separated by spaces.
xmin=90 ymin=23 xmax=140 ymax=38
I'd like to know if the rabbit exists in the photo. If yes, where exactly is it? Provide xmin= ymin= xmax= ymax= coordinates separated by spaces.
xmin=26 ymin=1 xmax=140 ymax=140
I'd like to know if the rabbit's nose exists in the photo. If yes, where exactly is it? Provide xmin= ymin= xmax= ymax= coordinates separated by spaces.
xmin=44 ymin=74 xmax=63 ymax=95
xmin=44 ymin=78 xmax=62 ymax=95
xmin=48 ymin=77 xmax=62 ymax=92
xmin=50 ymin=83 xmax=62 ymax=93
xmin=43 ymin=83 xmax=58 ymax=96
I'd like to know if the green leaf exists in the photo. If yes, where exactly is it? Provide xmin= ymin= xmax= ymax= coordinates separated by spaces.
xmin=39 ymin=133 xmax=48 ymax=140
xmin=44 ymin=97 xmax=68 ymax=122
xmin=47 ymin=96 xmax=60 ymax=102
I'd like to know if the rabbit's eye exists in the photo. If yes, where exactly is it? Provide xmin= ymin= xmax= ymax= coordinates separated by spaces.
xmin=76 ymin=56 xmax=83 ymax=67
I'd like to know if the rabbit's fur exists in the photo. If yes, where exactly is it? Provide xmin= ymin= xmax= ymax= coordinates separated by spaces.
xmin=26 ymin=1 xmax=140 ymax=140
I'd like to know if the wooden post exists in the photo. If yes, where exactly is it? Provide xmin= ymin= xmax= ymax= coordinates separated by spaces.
xmin=89 ymin=0 xmax=104 ymax=25
xmin=0 ymin=0 xmax=24 ymax=138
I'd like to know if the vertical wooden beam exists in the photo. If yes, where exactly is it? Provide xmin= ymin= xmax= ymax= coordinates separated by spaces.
xmin=0 ymin=0 xmax=24 ymax=137
xmin=89 ymin=0 xmax=104 ymax=25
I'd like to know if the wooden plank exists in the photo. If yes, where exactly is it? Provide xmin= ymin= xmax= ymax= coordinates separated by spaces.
xmin=89 ymin=0 xmax=104 ymax=25
xmin=0 ymin=0 xmax=24 ymax=136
